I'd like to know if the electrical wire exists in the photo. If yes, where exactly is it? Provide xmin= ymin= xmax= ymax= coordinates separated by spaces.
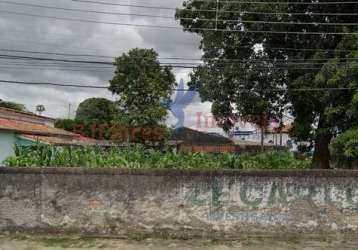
xmin=1 ymin=1 xmax=358 ymax=26
xmin=73 ymin=0 xmax=358 ymax=8
xmin=0 ymin=38 xmax=356 ymax=55
xmin=1 ymin=10 xmax=357 ymax=35
xmin=1 ymin=79 xmax=357 ymax=92
xmin=1 ymin=52 xmax=358 ymax=66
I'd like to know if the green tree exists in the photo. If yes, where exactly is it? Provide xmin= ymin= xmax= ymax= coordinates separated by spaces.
xmin=0 ymin=99 xmax=26 ymax=111
xmin=192 ymin=51 xmax=286 ymax=149
xmin=75 ymin=98 xmax=116 ymax=139
xmin=109 ymin=48 xmax=176 ymax=127
xmin=331 ymin=127 xmax=358 ymax=169
xmin=55 ymin=119 xmax=76 ymax=132
xmin=176 ymin=1 xmax=358 ymax=168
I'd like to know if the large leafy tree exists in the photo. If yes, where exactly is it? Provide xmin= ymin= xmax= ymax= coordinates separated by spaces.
xmin=109 ymin=48 xmax=176 ymax=127
xmin=192 ymin=51 xmax=286 ymax=148
xmin=176 ymin=1 xmax=358 ymax=168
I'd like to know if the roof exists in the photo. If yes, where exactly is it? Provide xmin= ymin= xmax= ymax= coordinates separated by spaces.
xmin=0 ymin=107 xmax=55 ymax=121
xmin=0 ymin=117 xmax=74 ymax=137
xmin=172 ymin=127 xmax=233 ymax=145
xmin=19 ymin=134 xmax=113 ymax=146
xmin=0 ymin=109 xmax=115 ymax=146
xmin=265 ymin=123 xmax=293 ymax=134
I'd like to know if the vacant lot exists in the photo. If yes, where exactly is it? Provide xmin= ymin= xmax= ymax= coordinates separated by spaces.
xmin=0 ymin=235 xmax=357 ymax=250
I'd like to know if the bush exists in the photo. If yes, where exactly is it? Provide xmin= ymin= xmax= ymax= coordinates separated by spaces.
xmin=4 ymin=145 xmax=310 ymax=170
xmin=331 ymin=128 xmax=358 ymax=168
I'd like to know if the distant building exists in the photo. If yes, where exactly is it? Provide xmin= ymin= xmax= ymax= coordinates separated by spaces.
xmin=264 ymin=123 xmax=293 ymax=148
xmin=231 ymin=123 xmax=294 ymax=149
xmin=0 ymin=107 xmax=103 ymax=163
xmin=171 ymin=127 xmax=235 ymax=153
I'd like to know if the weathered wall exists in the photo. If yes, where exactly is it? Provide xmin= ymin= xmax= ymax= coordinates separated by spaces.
xmin=0 ymin=131 xmax=16 ymax=163
xmin=1 ymin=168 xmax=358 ymax=238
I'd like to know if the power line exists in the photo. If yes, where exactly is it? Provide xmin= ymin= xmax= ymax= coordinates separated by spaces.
xmin=0 ymin=0 xmax=174 ymax=19
xmin=1 ymin=53 xmax=358 ymax=70
xmin=0 ymin=49 xmax=358 ymax=67
xmin=0 ymin=49 xmax=114 ymax=59
xmin=71 ymin=0 xmax=358 ymax=15
xmin=0 ymin=63 xmax=347 ymax=71
xmin=0 ymin=79 xmax=109 ymax=89
xmin=0 ymin=66 xmax=112 ymax=72
xmin=1 ymin=79 xmax=357 ymax=92
xmin=73 ymin=0 xmax=358 ymax=8
xmin=217 ymin=20 xmax=358 ymax=26
xmin=1 ymin=26 xmax=355 ymax=54
xmin=1 ymin=1 xmax=358 ymax=26
xmin=0 ymin=57 xmax=197 ymax=69
xmin=235 ymin=11 xmax=358 ymax=16
xmin=0 ymin=54 xmax=113 ymax=65
xmin=1 ymin=10 xmax=357 ymax=35
xmin=1 ymin=37 xmax=356 ymax=57
xmin=72 ymin=0 xmax=178 ymax=10
xmin=180 ymin=0 xmax=358 ymax=4
xmin=3 ymin=59 xmax=354 ymax=71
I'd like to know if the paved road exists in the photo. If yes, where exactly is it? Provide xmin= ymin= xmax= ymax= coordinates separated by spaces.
xmin=1 ymin=235 xmax=358 ymax=250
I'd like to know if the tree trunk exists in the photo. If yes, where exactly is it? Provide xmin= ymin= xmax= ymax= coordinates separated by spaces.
xmin=312 ymin=132 xmax=332 ymax=169
xmin=260 ymin=126 xmax=265 ymax=152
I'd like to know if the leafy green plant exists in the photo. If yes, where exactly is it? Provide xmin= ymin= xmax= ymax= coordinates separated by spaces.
xmin=4 ymin=145 xmax=310 ymax=170
xmin=331 ymin=127 xmax=358 ymax=168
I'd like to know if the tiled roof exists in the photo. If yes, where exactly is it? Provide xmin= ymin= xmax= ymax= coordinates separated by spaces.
xmin=20 ymin=134 xmax=114 ymax=146
xmin=0 ymin=117 xmax=73 ymax=136
xmin=172 ymin=127 xmax=234 ymax=145
xmin=0 ymin=107 xmax=55 ymax=121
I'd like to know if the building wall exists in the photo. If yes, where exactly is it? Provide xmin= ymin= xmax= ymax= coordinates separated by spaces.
xmin=233 ymin=132 xmax=297 ymax=151
xmin=1 ymin=168 xmax=358 ymax=238
xmin=16 ymin=136 xmax=36 ymax=146
xmin=179 ymin=144 xmax=236 ymax=153
xmin=0 ymin=131 xmax=16 ymax=163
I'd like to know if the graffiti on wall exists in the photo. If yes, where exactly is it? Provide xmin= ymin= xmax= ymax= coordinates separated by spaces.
xmin=183 ymin=178 xmax=358 ymax=222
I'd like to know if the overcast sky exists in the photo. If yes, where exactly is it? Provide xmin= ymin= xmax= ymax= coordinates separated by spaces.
xmin=0 ymin=0 xmax=227 ymax=131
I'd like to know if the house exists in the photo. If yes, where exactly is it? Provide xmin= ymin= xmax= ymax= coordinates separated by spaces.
xmin=264 ymin=123 xmax=294 ymax=147
xmin=171 ymin=127 xmax=235 ymax=153
xmin=232 ymin=123 xmax=294 ymax=148
xmin=0 ymin=107 xmax=103 ymax=163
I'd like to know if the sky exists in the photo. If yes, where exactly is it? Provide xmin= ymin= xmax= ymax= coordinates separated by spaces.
xmin=0 ymin=0 xmax=223 ymax=132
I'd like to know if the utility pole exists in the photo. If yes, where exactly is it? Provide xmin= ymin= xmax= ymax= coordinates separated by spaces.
xmin=68 ymin=103 xmax=72 ymax=119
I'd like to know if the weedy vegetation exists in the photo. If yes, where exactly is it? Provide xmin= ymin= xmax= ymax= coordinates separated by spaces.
xmin=4 ymin=145 xmax=310 ymax=170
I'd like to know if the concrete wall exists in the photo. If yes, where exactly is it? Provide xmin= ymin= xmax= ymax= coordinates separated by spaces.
xmin=1 ymin=168 xmax=358 ymax=238
xmin=0 ymin=131 xmax=16 ymax=163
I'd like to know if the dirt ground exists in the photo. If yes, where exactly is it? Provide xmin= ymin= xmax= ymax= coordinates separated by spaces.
xmin=0 ymin=235 xmax=357 ymax=250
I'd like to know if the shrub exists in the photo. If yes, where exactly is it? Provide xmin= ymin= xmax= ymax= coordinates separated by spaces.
xmin=331 ymin=127 xmax=358 ymax=168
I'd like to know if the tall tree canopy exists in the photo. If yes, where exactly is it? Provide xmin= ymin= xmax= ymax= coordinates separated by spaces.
xmin=176 ymin=0 xmax=358 ymax=168
xmin=109 ymin=48 xmax=176 ymax=126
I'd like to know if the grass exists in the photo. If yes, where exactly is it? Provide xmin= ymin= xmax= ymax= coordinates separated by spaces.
xmin=4 ymin=145 xmax=310 ymax=170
